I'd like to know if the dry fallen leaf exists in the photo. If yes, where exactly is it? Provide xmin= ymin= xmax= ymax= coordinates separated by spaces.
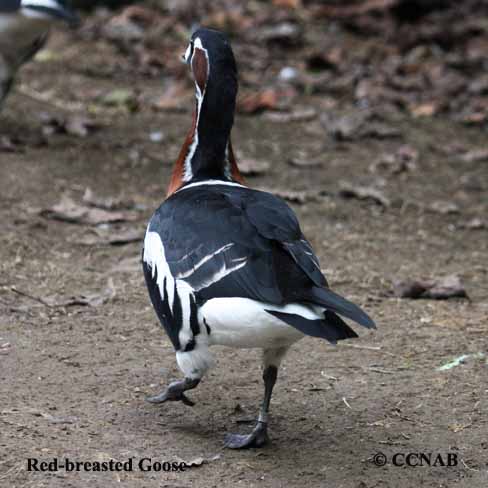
xmin=273 ymin=0 xmax=302 ymax=8
xmin=315 ymin=0 xmax=398 ymax=18
xmin=428 ymin=201 xmax=460 ymax=215
xmin=263 ymin=107 xmax=317 ymax=123
xmin=40 ymin=195 xmax=139 ymax=225
xmin=35 ymin=412 xmax=78 ymax=424
xmin=83 ymin=188 xmax=135 ymax=211
xmin=152 ymin=81 xmax=192 ymax=112
xmin=238 ymin=89 xmax=280 ymax=114
xmin=101 ymin=89 xmax=139 ymax=112
xmin=40 ymin=114 xmax=99 ymax=138
xmin=339 ymin=182 xmax=390 ymax=207
xmin=371 ymin=145 xmax=418 ymax=174
xmin=409 ymin=102 xmax=439 ymax=118
xmin=259 ymin=22 xmax=303 ymax=46
xmin=175 ymin=454 xmax=221 ymax=468
xmin=458 ymin=149 xmax=488 ymax=163
xmin=361 ymin=122 xmax=401 ymax=139
xmin=238 ymin=159 xmax=270 ymax=176
xmin=321 ymin=111 xmax=367 ymax=141
xmin=64 ymin=115 xmax=99 ymax=137
xmin=260 ymin=187 xmax=318 ymax=204
xmin=393 ymin=275 xmax=468 ymax=300
xmin=457 ymin=218 xmax=487 ymax=230
xmin=77 ymin=227 xmax=143 ymax=246
xmin=50 ymin=278 xmax=116 ymax=307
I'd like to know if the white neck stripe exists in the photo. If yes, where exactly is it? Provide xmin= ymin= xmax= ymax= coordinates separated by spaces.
xmin=22 ymin=0 xmax=60 ymax=9
xmin=182 ymin=38 xmax=210 ymax=183
xmin=176 ymin=180 xmax=245 ymax=192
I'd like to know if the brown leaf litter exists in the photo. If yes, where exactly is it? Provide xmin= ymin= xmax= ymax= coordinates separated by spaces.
xmin=393 ymin=275 xmax=468 ymax=300
xmin=40 ymin=195 xmax=139 ymax=225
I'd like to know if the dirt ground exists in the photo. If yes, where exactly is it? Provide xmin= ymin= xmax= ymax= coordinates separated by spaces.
xmin=1 ymin=23 xmax=488 ymax=488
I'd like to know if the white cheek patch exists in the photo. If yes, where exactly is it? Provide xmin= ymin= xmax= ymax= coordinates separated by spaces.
xmin=183 ymin=43 xmax=192 ymax=63
xmin=193 ymin=37 xmax=203 ymax=50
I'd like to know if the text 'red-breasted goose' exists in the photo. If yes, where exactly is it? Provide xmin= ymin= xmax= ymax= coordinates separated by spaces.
xmin=142 ymin=28 xmax=376 ymax=449
xmin=0 ymin=0 xmax=77 ymax=107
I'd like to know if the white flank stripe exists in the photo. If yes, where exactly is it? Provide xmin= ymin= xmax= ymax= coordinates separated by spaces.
xmin=143 ymin=230 xmax=176 ymax=309
xmin=176 ymin=243 xmax=234 ymax=279
xmin=193 ymin=258 xmax=247 ymax=292
xmin=176 ymin=280 xmax=193 ymax=347
xmin=144 ymin=230 xmax=197 ymax=351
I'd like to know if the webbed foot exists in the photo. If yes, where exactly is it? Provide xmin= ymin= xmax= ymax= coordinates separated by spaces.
xmin=224 ymin=421 xmax=269 ymax=449
xmin=146 ymin=378 xmax=200 ymax=407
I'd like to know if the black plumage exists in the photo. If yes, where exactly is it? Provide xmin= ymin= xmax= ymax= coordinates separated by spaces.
xmin=144 ymin=183 xmax=374 ymax=344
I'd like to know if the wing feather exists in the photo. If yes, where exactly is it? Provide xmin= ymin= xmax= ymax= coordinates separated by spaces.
xmin=146 ymin=185 xmax=374 ymax=330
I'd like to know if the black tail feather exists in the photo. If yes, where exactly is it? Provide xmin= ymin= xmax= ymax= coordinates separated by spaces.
xmin=266 ymin=310 xmax=359 ymax=344
xmin=309 ymin=286 xmax=376 ymax=329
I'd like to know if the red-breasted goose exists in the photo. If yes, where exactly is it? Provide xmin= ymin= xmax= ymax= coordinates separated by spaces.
xmin=142 ymin=28 xmax=376 ymax=449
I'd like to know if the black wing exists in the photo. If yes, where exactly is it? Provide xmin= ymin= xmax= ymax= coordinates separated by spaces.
xmin=147 ymin=185 xmax=374 ymax=332
xmin=0 ymin=1 xmax=21 ymax=13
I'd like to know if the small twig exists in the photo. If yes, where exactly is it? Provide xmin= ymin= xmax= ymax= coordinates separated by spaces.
xmin=379 ymin=440 xmax=403 ymax=445
xmin=0 ymin=461 xmax=24 ymax=481
xmin=341 ymin=344 xmax=381 ymax=351
xmin=369 ymin=367 xmax=395 ymax=374
xmin=10 ymin=287 xmax=54 ymax=308
xmin=461 ymin=459 xmax=479 ymax=472
xmin=341 ymin=343 xmax=395 ymax=356
xmin=342 ymin=397 xmax=352 ymax=409
xmin=17 ymin=85 xmax=83 ymax=112
xmin=320 ymin=371 xmax=338 ymax=380
xmin=452 ymin=422 xmax=472 ymax=432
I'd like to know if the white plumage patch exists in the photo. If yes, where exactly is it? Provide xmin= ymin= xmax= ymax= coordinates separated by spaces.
xmin=143 ymin=230 xmax=177 ymax=309
xmin=200 ymin=297 xmax=323 ymax=349
xmin=177 ymin=180 xmax=245 ymax=192
xmin=21 ymin=0 xmax=62 ymax=18
xmin=182 ymin=37 xmax=210 ymax=183
xmin=144 ymin=230 xmax=251 ymax=353
xmin=175 ymin=243 xmax=234 ymax=279
xmin=192 ymin=256 xmax=247 ymax=292
xmin=183 ymin=43 xmax=192 ymax=63
xmin=176 ymin=341 xmax=214 ymax=379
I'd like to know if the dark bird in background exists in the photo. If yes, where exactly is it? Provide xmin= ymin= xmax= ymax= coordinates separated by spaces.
xmin=0 ymin=0 xmax=77 ymax=107
xmin=142 ymin=28 xmax=376 ymax=449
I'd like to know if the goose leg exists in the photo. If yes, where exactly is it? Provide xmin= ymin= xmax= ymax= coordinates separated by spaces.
xmin=146 ymin=377 xmax=200 ymax=406
xmin=224 ymin=346 xmax=288 ymax=449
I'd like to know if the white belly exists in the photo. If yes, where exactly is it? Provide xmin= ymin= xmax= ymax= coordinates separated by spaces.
xmin=200 ymin=297 xmax=323 ymax=349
